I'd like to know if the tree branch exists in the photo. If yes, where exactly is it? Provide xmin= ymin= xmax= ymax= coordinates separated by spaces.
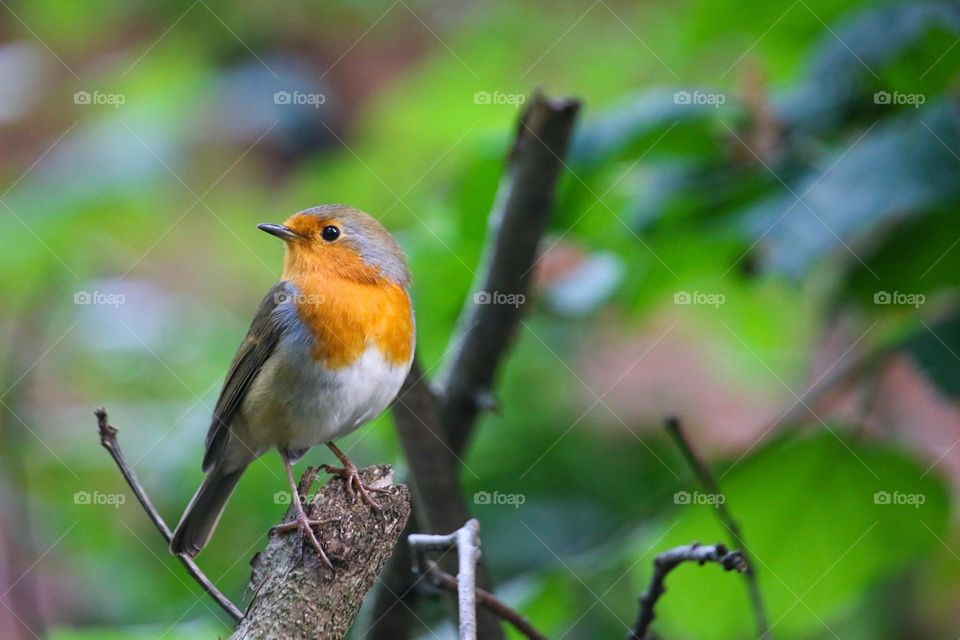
xmin=231 ymin=464 xmax=410 ymax=640
xmin=438 ymin=88 xmax=582 ymax=456
xmin=664 ymin=416 xmax=770 ymax=638
xmin=390 ymin=360 xmax=504 ymax=638
xmin=374 ymin=88 xmax=581 ymax=640
xmin=365 ymin=519 xmax=419 ymax=638
xmin=98 ymin=407 xmax=411 ymax=638
xmin=94 ymin=408 xmax=244 ymax=622
xmin=629 ymin=543 xmax=748 ymax=640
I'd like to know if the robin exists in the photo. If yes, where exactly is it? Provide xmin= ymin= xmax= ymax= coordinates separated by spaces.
xmin=170 ymin=205 xmax=415 ymax=566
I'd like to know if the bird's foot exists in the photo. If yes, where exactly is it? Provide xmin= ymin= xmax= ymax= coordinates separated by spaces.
xmin=321 ymin=461 xmax=390 ymax=508
xmin=270 ymin=516 xmax=339 ymax=534
xmin=270 ymin=512 xmax=335 ymax=568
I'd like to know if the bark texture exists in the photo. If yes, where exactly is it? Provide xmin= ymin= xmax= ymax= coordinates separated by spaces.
xmin=231 ymin=465 xmax=410 ymax=640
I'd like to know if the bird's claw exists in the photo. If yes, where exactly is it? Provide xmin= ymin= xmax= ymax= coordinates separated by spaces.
xmin=321 ymin=463 xmax=390 ymax=508
xmin=270 ymin=516 xmax=339 ymax=535
xmin=270 ymin=512 xmax=335 ymax=568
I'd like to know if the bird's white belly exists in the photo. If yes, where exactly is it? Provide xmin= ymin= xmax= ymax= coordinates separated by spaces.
xmin=236 ymin=340 xmax=410 ymax=457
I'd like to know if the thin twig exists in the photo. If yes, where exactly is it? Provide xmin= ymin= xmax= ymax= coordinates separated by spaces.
xmin=455 ymin=520 xmax=480 ymax=640
xmin=629 ymin=543 xmax=748 ymax=640
xmin=664 ymin=416 xmax=770 ymax=638
xmin=409 ymin=519 xmax=482 ymax=640
xmin=94 ymin=407 xmax=244 ymax=622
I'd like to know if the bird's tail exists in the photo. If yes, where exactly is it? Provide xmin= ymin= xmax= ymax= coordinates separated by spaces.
xmin=170 ymin=465 xmax=246 ymax=557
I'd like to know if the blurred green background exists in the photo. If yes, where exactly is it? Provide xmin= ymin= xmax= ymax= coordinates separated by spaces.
xmin=2 ymin=0 xmax=960 ymax=638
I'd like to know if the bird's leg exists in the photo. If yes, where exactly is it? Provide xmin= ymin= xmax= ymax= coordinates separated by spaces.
xmin=269 ymin=452 xmax=334 ymax=568
xmin=321 ymin=441 xmax=391 ymax=508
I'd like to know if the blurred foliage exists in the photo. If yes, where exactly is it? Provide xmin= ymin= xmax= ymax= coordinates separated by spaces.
xmin=658 ymin=433 xmax=949 ymax=638
xmin=3 ymin=0 xmax=960 ymax=639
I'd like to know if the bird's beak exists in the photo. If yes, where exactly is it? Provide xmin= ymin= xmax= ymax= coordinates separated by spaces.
xmin=257 ymin=223 xmax=301 ymax=241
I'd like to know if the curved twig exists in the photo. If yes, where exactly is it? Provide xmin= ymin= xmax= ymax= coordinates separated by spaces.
xmin=94 ymin=408 xmax=244 ymax=622
xmin=425 ymin=566 xmax=548 ymax=640
xmin=630 ymin=543 xmax=748 ymax=640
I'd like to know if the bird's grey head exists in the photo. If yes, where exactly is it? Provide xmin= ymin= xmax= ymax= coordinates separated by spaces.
xmin=263 ymin=205 xmax=411 ymax=287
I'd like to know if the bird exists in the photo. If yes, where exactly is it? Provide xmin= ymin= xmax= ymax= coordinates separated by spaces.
xmin=170 ymin=205 xmax=415 ymax=566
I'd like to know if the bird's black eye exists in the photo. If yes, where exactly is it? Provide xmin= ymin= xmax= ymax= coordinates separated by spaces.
xmin=321 ymin=225 xmax=340 ymax=242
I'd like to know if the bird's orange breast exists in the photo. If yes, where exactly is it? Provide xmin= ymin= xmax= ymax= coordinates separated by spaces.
xmin=290 ymin=276 xmax=414 ymax=370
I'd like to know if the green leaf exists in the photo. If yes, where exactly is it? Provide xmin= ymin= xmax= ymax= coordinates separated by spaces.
xmin=778 ymin=1 xmax=960 ymax=133
xmin=809 ymin=1 xmax=960 ymax=79
xmin=570 ymin=89 xmax=736 ymax=166
xmin=645 ymin=432 xmax=950 ymax=639
xmin=742 ymin=100 xmax=960 ymax=277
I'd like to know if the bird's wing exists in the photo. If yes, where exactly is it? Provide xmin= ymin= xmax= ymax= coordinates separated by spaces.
xmin=202 ymin=281 xmax=291 ymax=471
